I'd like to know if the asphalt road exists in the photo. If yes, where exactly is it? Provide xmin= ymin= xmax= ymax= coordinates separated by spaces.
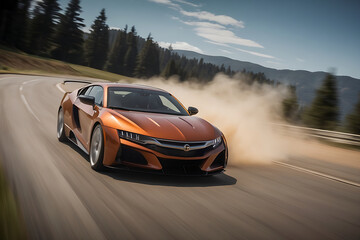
xmin=0 ymin=74 xmax=359 ymax=240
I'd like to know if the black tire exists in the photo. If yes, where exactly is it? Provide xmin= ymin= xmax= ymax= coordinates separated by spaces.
xmin=89 ymin=124 xmax=105 ymax=171
xmin=57 ymin=108 xmax=67 ymax=142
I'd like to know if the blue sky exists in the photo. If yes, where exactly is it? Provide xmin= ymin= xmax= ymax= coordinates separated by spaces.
xmin=56 ymin=0 xmax=360 ymax=78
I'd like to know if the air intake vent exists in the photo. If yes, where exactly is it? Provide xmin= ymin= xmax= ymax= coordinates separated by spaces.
xmin=120 ymin=146 xmax=148 ymax=165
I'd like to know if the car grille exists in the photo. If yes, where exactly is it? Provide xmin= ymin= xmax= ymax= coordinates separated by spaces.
xmin=146 ymin=144 xmax=214 ymax=157
xmin=144 ymin=139 xmax=217 ymax=157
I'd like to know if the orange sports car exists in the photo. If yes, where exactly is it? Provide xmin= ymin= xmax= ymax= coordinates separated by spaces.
xmin=57 ymin=81 xmax=228 ymax=175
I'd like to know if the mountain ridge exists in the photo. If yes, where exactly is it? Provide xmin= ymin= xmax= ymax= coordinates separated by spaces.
xmin=174 ymin=50 xmax=360 ymax=121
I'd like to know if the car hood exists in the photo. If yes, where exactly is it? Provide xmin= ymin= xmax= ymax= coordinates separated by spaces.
xmin=110 ymin=110 xmax=218 ymax=141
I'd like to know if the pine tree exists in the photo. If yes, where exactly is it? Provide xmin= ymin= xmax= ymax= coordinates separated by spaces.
xmin=124 ymin=26 xmax=138 ymax=76
xmin=220 ymin=64 xmax=225 ymax=73
xmin=282 ymin=85 xmax=299 ymax=122
xmin=159 ymin=45 xmax=173 ymax=71
xmin=51 ymin=0 xmax=85 ymax=64
xmin=226 ymin=66 xmax=232 ymax=76
xmin=0 ymin=1 xmax=16 ymax=43
xmin=134 ymin=34 xmax=160 ymax=78
xmin=303 ymin=73 xmax=339 ymax=130
xmin=161 ymin=59 xmax=178 ymax=78
xmin=197 ymin=58 xmax=204 ymax=80
xmin=345 ymin=94 xmax=360 ymax=134
xmin=105 ymin=26 xmax=127 ymax=74
xmin=28 ymin=0 xmax=60 ymax=55
xmin=84 ymin=9 xmax=109 ymax=69
xmin=10 ymin=0 xmax=31 ymax=50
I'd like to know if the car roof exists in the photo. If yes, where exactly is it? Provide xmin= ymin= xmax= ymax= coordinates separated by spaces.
xmin=90 ymin=82 xmax=168 ymax=93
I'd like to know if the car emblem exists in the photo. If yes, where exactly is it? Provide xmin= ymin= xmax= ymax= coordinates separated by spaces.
xmin=184 ymin=144 xmax=190 ymax=152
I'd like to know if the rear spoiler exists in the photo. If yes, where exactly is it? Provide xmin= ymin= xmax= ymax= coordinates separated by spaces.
xmin=63 ymin=80 xmax=92 ymax=85
xmin=59 ymin=80 xmax=92 ymax=94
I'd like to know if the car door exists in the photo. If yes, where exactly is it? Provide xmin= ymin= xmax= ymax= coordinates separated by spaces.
xmin=73 ymin=86 xmax=93 ymax=148
xmin=77 ymin=86 xmax=104 ymax=147
xmin=73 ymin=86 xmax=92 ymax=130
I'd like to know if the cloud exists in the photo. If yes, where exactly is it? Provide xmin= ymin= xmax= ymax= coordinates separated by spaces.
xmin=172 ymin=19 xmax=262 ymax=48
xmin=181 ymin=20 xmax=226 ymax=29
xmin=195 ymin=27 xmax=263 ymax=48
xmin=180 ymin=10 xmax=244 ymax=28
xmin=149 ymin=0 xmax=200 ymax=9
xmin=175 ymin=19 xmax=262 ymax=48
xmin=296 ymin=58 xmax=304 ymax=62
xmin=204 ymin=40 xmax=231 ymax=47
xmin=149 ymin=0 xmax=173 ymax=5
xmin=173 ymin=0 xmax=201 ymax=7
xmin=151 ymin=0 xmax=264 ymax=50
xmin=236 ymin=48 xmax=274 ymax=59
xmin=148 ymin=0 xmax=179 ymax=8
xmin=158 ymin=41 xmax=204 ymax=53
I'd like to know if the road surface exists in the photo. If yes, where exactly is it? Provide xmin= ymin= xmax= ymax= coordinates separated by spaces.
xmin=0 ymin=74 xmax=359 ymax=239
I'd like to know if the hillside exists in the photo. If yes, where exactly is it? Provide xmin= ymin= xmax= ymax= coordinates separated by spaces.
xmin=175 ymin=50 xmax=360 ymax=120
xmin=0 ymin=48 xmax=133 ymax=82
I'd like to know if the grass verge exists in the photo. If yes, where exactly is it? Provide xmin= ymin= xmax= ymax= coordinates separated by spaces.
xmin=0 ymin=164 xmax=26 ymax=240
xmin=0 ymin=47 xmax=134 ymax=82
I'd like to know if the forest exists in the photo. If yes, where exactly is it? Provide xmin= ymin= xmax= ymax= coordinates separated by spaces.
xmin=1 ymin=0 xmax=359 ymax=134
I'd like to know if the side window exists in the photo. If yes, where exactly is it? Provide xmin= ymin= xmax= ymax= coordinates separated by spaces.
xmin=159 ymin=95 xmax=181 ymax=113
xmin=78 ymin=86 xmax=92 ymax=96
xmin=84 ymin=87 xmax=93 ymax=95
xmin=88 ymin=86 xmax=104 ymax=106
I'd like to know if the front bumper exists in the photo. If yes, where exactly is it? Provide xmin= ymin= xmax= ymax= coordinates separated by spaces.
xmin=102 ymin=126 xmax=227 ymax=175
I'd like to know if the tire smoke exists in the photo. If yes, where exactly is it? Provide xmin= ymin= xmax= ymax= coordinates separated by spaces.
xmin=133 ymin=74 xmax=290 ymax=165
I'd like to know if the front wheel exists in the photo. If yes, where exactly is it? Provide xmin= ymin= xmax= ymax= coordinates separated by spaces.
xmin=90 ymin=125 xmax=105 ymax=171
xmin=57 ymin=108 xmax=67 ymax=142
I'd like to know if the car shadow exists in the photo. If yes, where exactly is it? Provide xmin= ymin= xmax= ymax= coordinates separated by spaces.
xmin=103 ymin=169 xmax=237 ymax=187
xmin=64 ymin=141 xmax=89 ymax=159
xmin=63 ymin=141 xmax=237 ymax=187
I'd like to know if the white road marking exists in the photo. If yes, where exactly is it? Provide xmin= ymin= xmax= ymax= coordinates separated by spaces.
xmin=56 ymin=82 xmax=66 ymax=93
xmin=19 ymin=79 xmax=41 ymax=122
xmin=23 ymin=79 xmax=39 ymax=85
xmin=274 ymin=161 xmax=360 ymax=188
xmin=20 ymin=94 xmax=40 ymax=122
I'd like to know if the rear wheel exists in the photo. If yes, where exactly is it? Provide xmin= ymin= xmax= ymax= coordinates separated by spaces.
xmin=90 ymin=125 xmax=105 ymax=171
xmin=57 ymin=108 xmax=67 ymax=142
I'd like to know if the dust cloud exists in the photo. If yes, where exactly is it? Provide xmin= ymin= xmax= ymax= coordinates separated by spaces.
xmin=133 ymin=73 xmax=291 ymax=165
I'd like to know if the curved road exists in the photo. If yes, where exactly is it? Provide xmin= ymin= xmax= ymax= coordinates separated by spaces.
xmin=0 ymin=74 xmax=359 ymax=239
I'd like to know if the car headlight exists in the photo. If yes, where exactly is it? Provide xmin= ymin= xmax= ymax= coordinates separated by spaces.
xmin=212 ymin=136 xmax=222 ymax=148
xmin=117 ymin=130 xmax=152 ymax=144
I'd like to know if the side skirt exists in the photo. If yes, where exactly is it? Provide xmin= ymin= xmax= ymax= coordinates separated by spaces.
xmin=66 ymin=124 xmax=89 ymax=155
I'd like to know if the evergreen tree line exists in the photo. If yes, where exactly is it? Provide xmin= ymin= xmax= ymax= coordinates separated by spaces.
xmin=1 ymin=0 xmax=85 ymax=63
xmin=1 ymin=0 xmax=359 ymax=134
xmin=0 ymin=0 xmax=239 ymax=79
xmin=0 ymin=0 xmax=276 ymax=82
xmin=281 ymin=72 xmax=360 ymax=135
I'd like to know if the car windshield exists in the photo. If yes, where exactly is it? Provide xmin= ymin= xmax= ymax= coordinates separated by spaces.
xmin=107 ymin=87 xmax=189 ymax=116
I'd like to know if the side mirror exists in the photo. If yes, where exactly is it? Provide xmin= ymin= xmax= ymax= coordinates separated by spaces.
xmin=188 ymin=106 xmax=198 ymax=116
xmin=78 ymin=95 xmax=95 ymax=107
